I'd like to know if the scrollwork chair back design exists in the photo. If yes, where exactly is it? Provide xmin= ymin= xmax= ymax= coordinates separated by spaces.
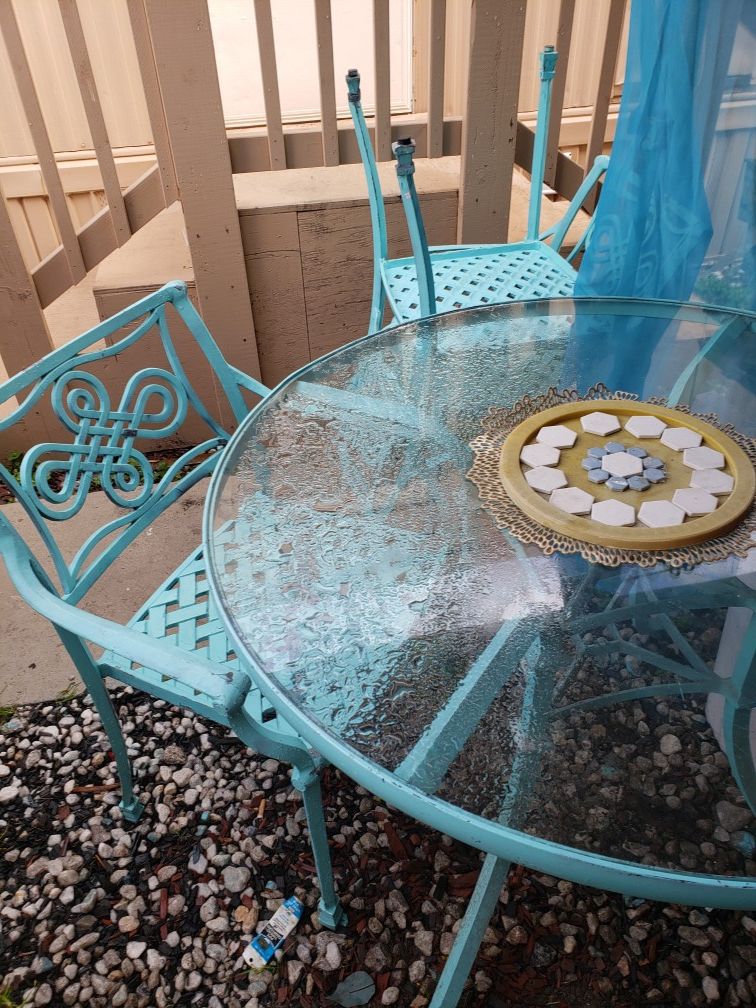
xmin=23 ymin=369 xmax=188 ymax=520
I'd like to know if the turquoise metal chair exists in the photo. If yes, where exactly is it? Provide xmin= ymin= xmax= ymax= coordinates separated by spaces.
xmin=0 ymin=281 xmax=344 ymax=929
xmin=347 ymin=47 xmax=610 ymax=330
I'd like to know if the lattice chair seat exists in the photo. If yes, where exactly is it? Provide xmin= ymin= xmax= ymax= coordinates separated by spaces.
xmin=100 ymin=540 xmax=299 ymax=743
xmin=382 ymin=244 xmax=576 ymax=323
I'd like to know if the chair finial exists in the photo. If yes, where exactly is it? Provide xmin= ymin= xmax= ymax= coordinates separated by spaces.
xmin=540 ymin=46 xmax=558 ymax=80
xmin=346 ymin=68 xmax=361 ymax=101
xmin=392 ymin=138 xmax=416 ymax=177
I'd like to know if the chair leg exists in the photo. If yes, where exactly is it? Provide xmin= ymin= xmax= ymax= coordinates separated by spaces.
xmin=54 ymin=627 xmax=144 ymax=823
xmin=291 ymin=762 xmax=346 ymax=930
xmin=429 ymin=853 xmax=511 ymax=1008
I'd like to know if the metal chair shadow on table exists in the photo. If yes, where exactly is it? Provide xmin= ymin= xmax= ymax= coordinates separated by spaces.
xmin=347 ymin=47 xmax=610 ymax=331
xmin=0 ymin=280 xmax=345 ymax=929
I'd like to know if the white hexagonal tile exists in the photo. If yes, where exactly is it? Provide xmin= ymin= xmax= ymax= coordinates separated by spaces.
xmin=672 ymin=488 xmax=719 ymax=516
xmin=683 ymin=445 xmax=725 ymax=471
xmin=549 ymin=486 xmax=594 ymax=515
xmin=520 ymin=442 xmax=560 ymax=468
xmin=580 ymin=411 xmax=621 ymax=436
xmin=536 ymin=424 xmax=577 ymax=448
xmin=638 ymin=500 xmax=686 ymax=528
xmin=690 ymin=469 xmax=734 ymax=495
xmin=525 ymin=466 xmax=567 ymax=493
xmin=591 ymin=499 xmax=635 ymax=527
xmin=624 ymin=415 xmax=667 ymax=439
xmin=660 ymin=426 xmax=702 ymax=452
xmin=602 ymin=452 xmax=644 ymax=478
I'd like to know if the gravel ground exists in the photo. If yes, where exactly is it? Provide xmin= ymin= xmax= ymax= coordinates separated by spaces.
xmin=1 ymin=686 xmax=755 ymax=1008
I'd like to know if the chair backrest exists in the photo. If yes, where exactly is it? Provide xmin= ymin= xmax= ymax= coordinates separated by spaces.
xmin=0 ymin=281 xmax=267 ymax=605
xmin=346 ymin=69 xmax=390 ymax=334
xmin=527 ymin=46 xmax=558 ymax=241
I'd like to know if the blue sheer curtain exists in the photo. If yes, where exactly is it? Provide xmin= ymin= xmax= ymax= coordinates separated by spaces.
xmin=576 ymin=0 xmax=755 ymax=311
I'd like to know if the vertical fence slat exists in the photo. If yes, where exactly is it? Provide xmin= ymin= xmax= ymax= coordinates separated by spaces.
xmin=144 ymin=0 xmax=261 ymax=380
xmin=125 ymin=0 xmax=178 ymax=206
xmin=0 ymin=185 xmax=54 ymax=376
xmin=58 ymin=0 xmax=131 ymax=245
xmin=585 ymin=0 xmax=625 ymax=172
xmin=372 ymin=0 xmax=391 ymax=160
xmin=458 ymin=0 xmax=526 ymax=244
xmin=314 ymin=0 xmax=338 ymax=167
xmin=544 ymin=0 xmax=575 ymax=189
xmin=427 ymin=0 xmax=446 ymax=158
xmin=253 ymin=0 xmax=286 ymax=170
xmin=0 ymin=0 xmax=86 ymax=283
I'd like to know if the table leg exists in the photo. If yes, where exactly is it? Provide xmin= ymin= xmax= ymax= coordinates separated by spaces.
xmin=429 ymin=853 xmax=511 ymax=1008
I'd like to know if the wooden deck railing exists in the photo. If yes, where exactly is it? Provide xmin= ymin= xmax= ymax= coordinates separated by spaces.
xmin=0 ymin=0 xmax=628 ymax=394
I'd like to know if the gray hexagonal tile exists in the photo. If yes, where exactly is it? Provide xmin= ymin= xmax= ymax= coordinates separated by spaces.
xmin=682 ymin=446 xmax=725 ymax=470
xmin=625 ymin=415 xmax=667 ymax=439
xmin=525 ymin=466 xmax=568 ymax=493
xmin=603 ymin=452 xmax=644 ymax=478
xmin=638 ymin=500 xmax=686 ymax=528
xmin=690 ymin=469 xmax=734 ymax=495
xmin=549 ymin=486 xmax=594 ymax=515
xmin=580 ymin=411 xmax=621 ymax=436
xmin=587 ymin=468 xmax=610 ymax=483
xmin=536 ymin=424 xmax=577 ymax=448
xmin=672 ymin=488 xmax=719 ymax=516
xmin=660 ymin=426 xmax=702 ymax=452
xmin=645 ymin=468 xmax=667 ymax=484
xmin=520 ymin=442 xmax=560 ymax=468
xmin=591 ymin=499 xmax=635 ymax=526
xmin=628 ymin=476 xmax=650 ymax=491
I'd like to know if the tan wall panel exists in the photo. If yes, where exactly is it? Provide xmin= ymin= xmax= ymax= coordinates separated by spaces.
xmin=239 ymin=209 xmax=300 ymax=253
xmin=244 ymin=250 xmax=309 ymax=388
xmin=299 ymin=191 xmax=458 ymax=359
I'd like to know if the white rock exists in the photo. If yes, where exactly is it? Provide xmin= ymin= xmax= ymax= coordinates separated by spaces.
xmin=414 ymin=930 xmax=434 ymax=956
xmin=325 ymin=942 xmax=341 ymax=969
xmin=126 ymin=941 xmax=146 ymax=960
xmin=221 ymin=866 xmax=251 ymax=893
xmin=660 ymin=734 xmax=682 ymax=756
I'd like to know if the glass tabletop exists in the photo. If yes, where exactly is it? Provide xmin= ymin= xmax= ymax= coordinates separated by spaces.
xmin=205 ymin=298 xmax=756 ymax=896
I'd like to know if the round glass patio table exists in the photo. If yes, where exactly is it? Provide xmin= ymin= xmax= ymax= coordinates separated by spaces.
xmin=204 ymin=297 xmax=756 ymax=909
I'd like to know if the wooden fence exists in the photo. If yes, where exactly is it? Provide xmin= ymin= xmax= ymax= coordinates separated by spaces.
xmin=0 ymin=0 xmax=629 ymax=393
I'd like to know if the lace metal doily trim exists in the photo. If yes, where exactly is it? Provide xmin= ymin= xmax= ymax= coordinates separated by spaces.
xmin=467 ymin=385 xmax=756 ymax=569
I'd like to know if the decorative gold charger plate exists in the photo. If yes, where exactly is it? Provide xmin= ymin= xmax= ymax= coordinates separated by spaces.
xmin=468 ymin=386 xmax=756 ymax=568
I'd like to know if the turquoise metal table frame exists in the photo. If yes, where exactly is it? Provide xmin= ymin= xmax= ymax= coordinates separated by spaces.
xmin=204 ymin=297 xmax=756 ymax=1007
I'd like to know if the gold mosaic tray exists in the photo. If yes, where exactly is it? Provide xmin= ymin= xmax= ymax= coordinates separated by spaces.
xmin=468 ymin=386 xmax=756 ymax=568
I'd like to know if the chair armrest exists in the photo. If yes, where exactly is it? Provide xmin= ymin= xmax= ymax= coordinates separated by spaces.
xmin=544 ymin=155 xmax=610 ymax=256
xmin=0 ymin=517 xmax=251 ymax=713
